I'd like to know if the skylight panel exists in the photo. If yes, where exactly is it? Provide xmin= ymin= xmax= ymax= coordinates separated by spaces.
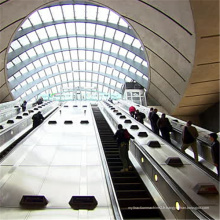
xmin=86 ymin=38 xmax=94 ymax=49
xmin=29 ymin=12 xmax=42 ymax=25
xmin=20 ymin=67 xmax=28 ymax=75
xmin=19 ymin=52 xmax=29 ymax=61
xmin=68 ymin=37 xmax=77 ymax=48
xmin=47 ymin=54 xmax=56 ymax=63
xmin=99 ymin=75 xmax=104 ymax=82
xmin=101 ymin=54 xmax=108 ymax=63
xmin=100 ymin=65 xmax=106 ymax=73
xmin=10 ymin=40 xmax=21 ymax=50
xmin=119 ymin=48 xmax=127 ymax=57
xmin=93 ymin=52 xmax=101 ymax=62
xmin=55 ymin=52 xmax=63 ymax=62
xmin=38 ymin=70 xmax=45 ymax=78
xmin=142 ymin=61 xmax=148 ymax=67
xmin=93 ymin=74 xmax=98 ymax=81
xmin=123 ymin=34 xmax=134 ymax=45
xmin=115 ymin=59 xmax=123 ymax=68
xmin=26 ymin=63 xmax=35 ymax=71
xmin=94 ymin=39 xmax=103 ymax=50
xmin=15 ymin=84 xmax=22 ymax=90
xmin=93 ymin=63 xmax=99 ymax=72
xmin=50 ymin=6 xmax=63 ymax=21
xmin=79 ymin=61 xmax=85 ymax=70
xmin=62 ymin=51 xmax=70 ymax=60
xmin=51 ymin=87 xmax=57 ymax=93
xmin=37 ymin=83 xmax=43 ymax=89
xmin=21 ymin=80 xmax=27 ymax=87
xmin=32 ymin=73 xmax=39 ymax=80
xmin=96 ymin=25 xmax=105 ymax=37
xmin=33 ymin=60 xmax=42 ymax=68
xmin=74 ymin=72 xmax=79 ymax=80
xmin=105 ymin=27 xmax=115 ymax=39
xmin=129 ymin=66 xmax=136 ymax=73
xmin=8 ymin=48 xmax=13 ymax=53
xmin=86 ymin=72 xmax=92 ymax=81
xmin=85 ymin=62 xmax=92 ymax=71
xmin=18 ymin=35 xmax=30 ymax=46
xmin=40 ymin=57 xmax=49 ymax=65
xmin=51 ymin=40 xmax=61 ymax=50
xmin=43 ymin=80 xmax=49 ymax=87
xmin=77 ymin=37 xmax=86 ymax=48
xmin=61 ymin=74 xmax=67 ymax=81
xmin=38 ymin=8 xmax=53 ymax=23
xmin=119 ymin=18 xmax=129 ymax=28
xmin=105 ymin=78 xmax=110 ymax=84
xmin=8 ymin=76 xmax=14 ymax=83
xmin=7 ymin=62 xmax=14 ymax=69
xmin=103 ymin=41 xmax=111 ymax=51
xmin=56 ymin=24 xmax=66 ymax=36
xmin=132 ymin=39 xmax=142 ymax=49
xmin=70 ymin=50 xmax=78 ymax=59
xmin=106 ymin=66 xmax=113 ymax=74
xmin=66 ymin=23 xmax=76 ymax=35
xmin=112 ymin=69 xmax=119 ymax=77
xmin=26 ymin=89 xmax=32 ymax=95
xmin=76 ymin=23 xmax=86 ymax=35
xmin=114 ymin=30 xmax=125 ymax=42
xmin=86 ymin=5 xmax=97 ymax=20
xmin=35 ymin=45 xmax=44 ymax=55
xmin=45 ymin=68 xmax=52 ymax=75
xmin=62 ymin=5 xmax=74 ymax=20
xmin=122 ymin=62 xmax=130 ymax=70
xmin=134 ymin=56 xmax=143 ymax=63
xmin=49 ymin=77 xmax=55 ymax=84
xmin=127 ymin=51 xmax=135 ymax=60
xmin=58 ymin=63 xmax=65 ymax=72
xmin=86 ymin=51 xmax=93 ymax=60
xmin=108 ymin=11 xmax=119 ymax=24
xmin=80 ymin=72 xmax=85 ymax=80
xmin=97 ymin=7 xmax=109 ymax=22
xmin=78 ymin=50 xmax=85 ymax=60
xmin=86 ymin=23 xmax=95 ymax=36
xmin=111 ymin=44 xmax=120 ymax=54
xmin=75 ymin=5 xmax=85 ymax=19
xmin=60 ymin=38 xmax=69 ymax=49
xmin=108 ymin=56 xmax=116 ymax=65
xmin=12 ymin=57 xmax=21 ymax=65
xmin=110 ymin=80 xmax=116 ymax=87
xmin=42 ymin=42 xmax=53 ymax=52
xmin=46 ymin=25 xmax=57 ymax=38
xmin=21 ymin=19 xmax=32 ymax=29
xmin=55 ymin=75 xmax=61 ymax=83
xmin=32 ymin=85 xmax=38 ymax=92
xmin=136 ymin=71 xmax=143 ymax=77
xmin=65 ymin=62 xmax=72 ymax=71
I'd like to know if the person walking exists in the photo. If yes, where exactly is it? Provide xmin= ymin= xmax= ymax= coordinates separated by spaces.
xmin=21 ymin=100 xmax=27 ymax=112
xmin=151 ymin=109 xmax=159 ymax=135
xmin=209 ymin=133 xmax=219 ymax=176
xmin=157 ymin=113 xmax=172 ymax=143
xmin=114 ymin=124 xmax=134 ymax=172
xmin=181 ymin=121 xmax=199 ymax=162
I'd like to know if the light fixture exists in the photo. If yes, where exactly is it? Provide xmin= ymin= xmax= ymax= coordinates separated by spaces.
xmin=175 ymin=202 xmax=180 ymax=211
xmin=141 ymin=157 xmax=144 ymax=163
xmin=154 ymin=174 xmax=158 ymax=182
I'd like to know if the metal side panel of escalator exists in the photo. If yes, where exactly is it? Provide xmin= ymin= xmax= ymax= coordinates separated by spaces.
xmin=92 ymin=106 xmax=164 ymax=220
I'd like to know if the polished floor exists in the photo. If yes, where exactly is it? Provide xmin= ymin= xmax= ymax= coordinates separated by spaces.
xmin=0 ymin=102 xmax=115 ymax=220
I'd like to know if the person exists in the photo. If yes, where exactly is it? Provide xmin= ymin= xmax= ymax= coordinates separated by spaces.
xmin=157 ymin=113 xmax=172 ymax=143
xmin=134 ymin=110 xmax=145 ymax=124
xmin=209 ymin=133 xmax=219 ymax=176
xmin=148 ymin=108 xmax=154 ymax=121
xmin=151 ymin=108 xmax=159 ymax=135
xmin=114 ymin=124 xmax=134 ymax=172
xmin=21 ymin=100 xmax=27 ymax=112
xmin=181 ymin=121 xmax=199 ymax=162
xmin=32 ymin=111 xmax=44 ymax=128
xmin=129 ymin=106 xmax=136 ymax=118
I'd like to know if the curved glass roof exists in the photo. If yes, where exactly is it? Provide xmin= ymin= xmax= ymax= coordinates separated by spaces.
xmin=6 ymin=2 xmax=149 ymax=102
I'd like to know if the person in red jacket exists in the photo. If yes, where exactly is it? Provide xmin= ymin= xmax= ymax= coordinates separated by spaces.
xmin=129 ymin=106 xmax=136 ymax=118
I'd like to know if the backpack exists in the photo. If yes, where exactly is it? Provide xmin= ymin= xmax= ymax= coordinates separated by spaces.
xmin=123 ymin=129 xmax=130 ymax=140
xmin=141 ymin=112 xmax=146 ymax=119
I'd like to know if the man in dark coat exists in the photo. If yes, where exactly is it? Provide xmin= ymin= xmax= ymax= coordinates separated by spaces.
xmin=32 ymin=111 xmax=44 ymax=129
xmin=114 ymin=124 xmax=134 ymax=172
xmin=151 ymin=108 xmax=159 ymax=135
xmin=209 ymin=133 xmax=219 ymax=177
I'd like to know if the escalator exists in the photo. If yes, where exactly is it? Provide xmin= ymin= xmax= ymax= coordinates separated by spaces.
xmin=92 ymin=106 xmax=164 ymax=219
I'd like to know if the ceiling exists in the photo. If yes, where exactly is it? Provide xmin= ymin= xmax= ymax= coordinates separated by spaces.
xmin=0 ymin=0 xmax=219 ymax=119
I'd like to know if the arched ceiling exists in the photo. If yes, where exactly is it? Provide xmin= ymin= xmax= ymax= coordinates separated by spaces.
xmin=6 ymin=2 xmax=149 ymax=102
xmin=0 ymin=0 xmax=219 ymax=119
